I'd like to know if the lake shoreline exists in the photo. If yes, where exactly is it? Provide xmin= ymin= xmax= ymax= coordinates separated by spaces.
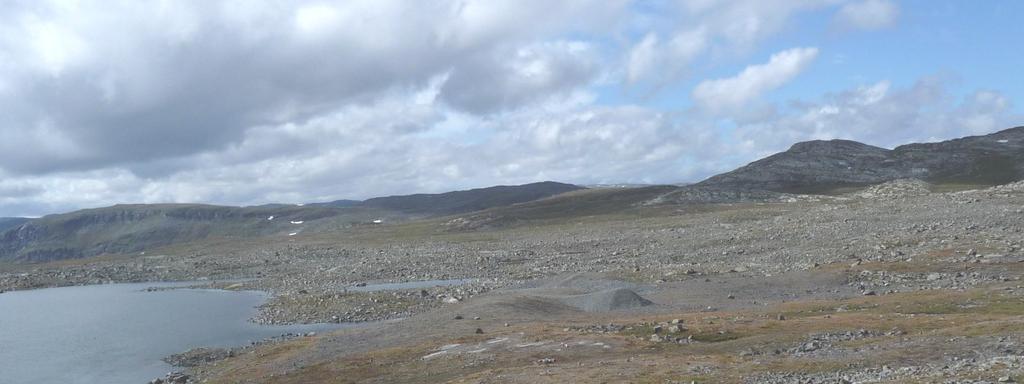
xmin=0 ymin=282 xmax=350 ymax=384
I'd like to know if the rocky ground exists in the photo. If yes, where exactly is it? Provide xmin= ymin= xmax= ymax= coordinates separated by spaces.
xmin=3 ymin=180 xmax=1024 ymax=383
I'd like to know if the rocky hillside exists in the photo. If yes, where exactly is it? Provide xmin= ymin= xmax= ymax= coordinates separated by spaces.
xmin=360 ymin=181 xmax=584 ymax=216
xmin=444 ymin=186 xmax=677 ymax=230
xmin=699 ymin=126 xmax=1024 ymax=193
xmin=0 ymin=217 xmax=29 ymax=233
xmin=442 ymin=128 xmax=1024 ymax=231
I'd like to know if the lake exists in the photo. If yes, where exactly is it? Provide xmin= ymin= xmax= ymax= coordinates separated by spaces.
xmin=0 ymin=282 xmax=347 ymax=384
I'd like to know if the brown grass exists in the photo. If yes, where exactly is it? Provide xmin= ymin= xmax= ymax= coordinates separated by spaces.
xmin=202 ymin=283 xmax=1024 ymax=383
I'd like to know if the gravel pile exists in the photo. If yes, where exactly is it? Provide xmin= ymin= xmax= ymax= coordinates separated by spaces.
xmin=751 ymin=354 xmax=1024 ymax=384
xmin=855 ymin=178 xmax=932 ymax=199
xmin=561 ymin=288 xmax=653 ymax=312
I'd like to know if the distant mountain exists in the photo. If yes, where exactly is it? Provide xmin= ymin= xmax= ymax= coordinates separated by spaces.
xmin=0 ymin=217 xmax=29 ymax=232
xmin=0 ymin=182 xmax=585 ymax=263
xmin=583 ymin=183 xmax=661 ymax=189
xmin=445 ymin=127 xmax=1024 ymax=231
xmin=360 ymin=181 xmax=584 ymax=216
xmin=698 ymin=126 xmax=1024 ymax=193
xmin=308 ymin=199 xmax=362 ymax=208
xmin=0 ymin=204 xmax=370 ymax=263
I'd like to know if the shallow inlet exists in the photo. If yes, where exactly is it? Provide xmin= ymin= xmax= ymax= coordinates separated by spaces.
xmin=0 ymin=282 xmax=349 ymax=384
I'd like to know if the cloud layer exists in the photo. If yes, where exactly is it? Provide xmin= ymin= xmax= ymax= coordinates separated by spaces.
xmin=0 ymin=0 xmax=1019 ymax=217
xmin=0 ymin=0 xmax=626 ymax=175
xmin=729 ymin=78 xmax=1020 ymax=158
xmin=834 ymin=0 xmax=900 ymax=31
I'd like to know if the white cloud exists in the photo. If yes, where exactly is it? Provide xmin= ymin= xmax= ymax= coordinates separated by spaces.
xmin=439 ymin=40 xmax=601 ymax=113
xmin=623 ymin=0 xmax=837 ymax=89
xmin=23 ymin=17 xmax=91 ymax=76
xmin=626 ymin=33 xmax=661 ymax=85
xmin=0 ymin=91 xmax=711 ymax=216
xmin=687 ymin=0 xmax=835 ymax=49
xmin=728 ymin=78 xmax=1021 ymax=157
xmin=834 ymin=0 xmax=899 ymax=31
xmin=293 ymin=4 xmax=342 ymax=36
xmin=0 ymin=0 xmax=630 ymax=176
xmin=692 ymin=47 xmax=819 ymax=111
xmin=626 ymin=28 xmax=708 ymax=86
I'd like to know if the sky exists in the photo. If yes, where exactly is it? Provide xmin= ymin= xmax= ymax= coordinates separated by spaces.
xmin=0 ymin=0 xmax=1022 ymax=217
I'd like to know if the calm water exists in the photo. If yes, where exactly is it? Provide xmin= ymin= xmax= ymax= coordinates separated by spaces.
xmin=0 ymin=282 xmax=346 ymax=384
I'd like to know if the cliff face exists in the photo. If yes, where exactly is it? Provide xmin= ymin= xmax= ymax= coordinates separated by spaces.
xmin=698 ymin=126 xmax=1024 ymax=193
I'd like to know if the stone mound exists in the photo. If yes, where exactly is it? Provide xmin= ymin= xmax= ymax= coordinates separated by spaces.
xmin=856 ymin=179 xmax=931 ymax=199
xmin=542 ymin=274 xmax=636 ymax=292
xmin=988 ymin=180 xmax=1024 ymax=193
xmin=562 ymin=288 xmax=653 ymax=312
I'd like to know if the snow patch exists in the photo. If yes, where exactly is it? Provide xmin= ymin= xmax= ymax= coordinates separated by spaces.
xmin=421 ymin=351 xmax=447 ymax=360
xmin=515 ymin=341 xmax=547 ymax=348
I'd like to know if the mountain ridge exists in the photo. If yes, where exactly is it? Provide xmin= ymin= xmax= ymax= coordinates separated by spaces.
xmin=0 ymin=182 xmax=585 ymax=262
xmin=698 ymin=126 xmax=1024 ymax=193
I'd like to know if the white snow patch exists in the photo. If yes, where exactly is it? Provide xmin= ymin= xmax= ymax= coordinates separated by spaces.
xmin=288 ymin=232 xmax=298 ymax=236
xmin=421 ymin=351 xmax=447 ymax=360
xmin=998 ymin=139 xmax=1010 ymax=143
xmin=267 ymin=216 xmax=274 ymax=221
xmin=515 ymin=341 xmax=547 ymax=348
xmin=290 ymin=220 xmax=304 ymax=224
